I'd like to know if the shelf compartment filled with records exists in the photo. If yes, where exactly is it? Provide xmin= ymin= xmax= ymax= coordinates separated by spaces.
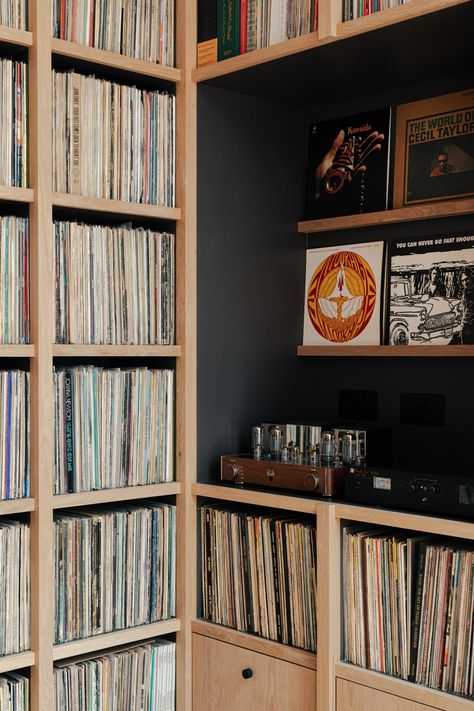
xmin=337 ymin=507 xmax=474 ymax=705
xmin=53 ymin=356 xmax=177 ymax=496
xmin=338 ymin=0 xmax=468 ymax=30
xmin=0 ymin=47 xmax=28 ymax=193
xmin=0 ymin=661 xmax=31 ymax=711
xmin=54 ymin=635 xmax=177 ymax=710
xmin=51 ymin=58 xmax=177 ymax=211
xmin=196 ymin=496 xmax=318 ymax=655
xmin=0 ymin=358 xmax=30 ymax=503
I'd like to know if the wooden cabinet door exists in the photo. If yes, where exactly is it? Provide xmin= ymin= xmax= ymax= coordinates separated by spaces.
xmin=337 ymin=679 xmax=441 ymax=711
xmin=193 ymin=633 xmax=316 ymax=711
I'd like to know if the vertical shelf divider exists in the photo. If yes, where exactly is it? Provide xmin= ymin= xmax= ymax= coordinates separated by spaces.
xmin=28 ymin=2 xmax=55 ymax=709
xmin=175 ymin=0 xmax=197 ymax=709
xmin=318 ymin=0 xmax=341 ymax=38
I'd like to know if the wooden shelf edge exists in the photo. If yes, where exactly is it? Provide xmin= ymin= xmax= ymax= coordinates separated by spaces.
xmin=52 ymin=193 xmax=181 ymax=221
xmin=192 ymin=620 xmax=317 ymax=670
xmin=0 ymin=186 xmax=33 ymax=203
xmin=336 ymin=0 xmax=471 ymax=40
xmin=0 ymin=345 xmax=35 ymax=357
xmin=335 ymin=662 xmax=474 ymax=710
xmin=192 ymin=482 xmax=319 ymax=514
xmin=335 ymin=502 xmax=474 ymax=539
xmin=0 ymin=498 xmax=35 ymax=515
xmin=192 ymin=32 xmax=329 ymax=83
xmin=0 ymin=25 xmax=33 ymax=47
xmin=298 ymin=198 xmax=474 ymax=234
xmin=52 ymin=344 xmax=182 ymax=357
xmin=53 ymin=483 xmax=181 ymax=509
xmin=0 ymin=651 xmax=35 ymax=674
xmin=51 ymin=38 xmax=182 ymax=83
xmin=297 ymin=345 xmax=474 ymax=357
xmin=53 ymin=619 xmax=181 ymax=661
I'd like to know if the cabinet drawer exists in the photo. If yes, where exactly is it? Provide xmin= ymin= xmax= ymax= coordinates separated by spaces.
xmin=193 ymin=633 xmax=316 ymax=711
xmin=337 ymin=679 xmax=441 ymax=711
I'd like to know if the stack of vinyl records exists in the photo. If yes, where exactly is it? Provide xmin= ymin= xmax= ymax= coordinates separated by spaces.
xmin=0 ymin=519 xmax=30 ymax=655
xmin=0 ymin=371 xmax=29 ymax=500
xmin=54 ymin=221 xmax=174 ymax=345
xmin=343 ymin=527 xmax=474 ymax=698
xmin=0 ymin=0 xmax=27 ymax=29
xmin=54 ymin=503 xmax=176 ymax=644
xmin=343 ymin=0 xmax=411 ymax=23
xmin=0 ymin=217 xmax=29 ymax=344
xmin=52 ymin=71 xmax=175 ymax=206
xmin=0 ymin=673 xmax=28 ymax=711
xmin=0 ymin=60 xmax=27 ymax=188
xmin=53 ymin=366 xmax=174 ymax=493
xmin=201 ymin=504 xmax=317 ymax=651
xmin=52 ymin=0 xmax=175 ymax=67
xmin=54 ymin=639 xmax=175 ymax=710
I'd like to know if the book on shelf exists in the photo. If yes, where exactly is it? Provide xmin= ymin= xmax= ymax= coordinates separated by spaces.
xmin=52 ymin=0 xmax=175 ymax=67
xmin=393 ymin=88 xmax=474 ymax=208
xmin=342 ymin=0 xmax=412 ymax=23
xmin=52 ymin=70 xmax=176 ymax=206
xmin=305 ymin=108 xmax=391 ymax=220
xmin=0 ymin=519 xmax=30 ymax=656
xmin=0 ymin=673 xmax=28 ymax=711
xmin=54 ymin=502 xmax=176 ymax=644
xmin=54 ymin=220 xmax=175 ymax=345
xmin=0 ymin=370 xmax=29 ymax=500
xmin=54 ymin=639 xmax=176 ymax=711
xmin=197 ymin=0 xmax=318 ymax=67
xmin=303 ymin=241 xmax=386 ymax=346
xmin=54 ymin=366 xmax=174 ymax=494
xmin=343 ymin=527 xmax=474 ymax=699
xmin=0 ymin=59 xmax=27 ymax=189
xmin=201 ymin=504 xmax=317 ymax=651
xmin=0 ymin=0 xmax=27 ymax=30
xmin=389 ymin=233 xmax=474 ymax=346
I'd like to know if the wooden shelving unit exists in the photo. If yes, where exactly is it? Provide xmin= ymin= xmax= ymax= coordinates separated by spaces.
xmin=0 ymin=652 xmax=35 ymax=675
xmin=52 ymin=344 xmax=182 ymax=357
xmin=0 ymin=498 xmax=35 ymax=516
xmin=0 ymin=25 xmax=32 ymax=47
xmin=52 ymin=193 xmax=182 ymax=221
xmin=0 ymin=186 xmax=33 ymax=203
xmin=53 ymin=482 xmax=181 ymax=509
xmin=297 ymin=345 xmax=474 ymax=357
xmin=0 ymin=345 xmax=35 ymax=357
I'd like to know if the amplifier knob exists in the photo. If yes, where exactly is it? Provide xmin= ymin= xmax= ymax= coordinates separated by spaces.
xmin=429 ymin=483 xmax=440 ymax=496
xmin=223 ymin=463 xmax=239 ymax=480
xmin=304 ymin=473 xmax=320 ymax=491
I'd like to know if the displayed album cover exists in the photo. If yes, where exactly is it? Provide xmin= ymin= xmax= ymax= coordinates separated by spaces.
xmin=303 ymin=241 xmax=386 ymax=346
xmin=305 ymin=108 xmax=391 ymax=220
xmin=389 ymin=234 xmax=474 ymax=346
xmin=393 ymin=88 xmax=474 ymax=208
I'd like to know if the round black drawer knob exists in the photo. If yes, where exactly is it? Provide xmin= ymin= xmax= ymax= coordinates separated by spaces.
xmin=242 ymin=668 xmax=253 ymax=679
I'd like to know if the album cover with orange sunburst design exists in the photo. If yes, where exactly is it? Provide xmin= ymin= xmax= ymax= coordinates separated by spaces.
xmin=303 ymin=242 xmax=386 ymax=346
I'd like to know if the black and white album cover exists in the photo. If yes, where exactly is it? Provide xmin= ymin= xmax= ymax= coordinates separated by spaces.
xmin=389 ymin=234 xmax=474 ymax=346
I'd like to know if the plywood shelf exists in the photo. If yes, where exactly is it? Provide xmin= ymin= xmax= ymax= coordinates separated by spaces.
xmin=0 ymin=651 xmax=35 ymax=674
xmin=0 ymin=25 xmax=32 ymax=47
xmin=0 ymin=498 xmax=35 ymax=516
xmin=53 ymin=619 xmax=181 ymax=661
xmin=297 ymin=345 xmax=474 ymax=357
xmin=298 ymin=198 xmax=474 ymax=234
xmin=0 ymin=186 xmax=33 ymax=203
xmin=52 ymin=193 xmax=181 ymax=221
xmin=192 ymin=482 xmax=319 ymax=514
xmin=53 ymin=483 xmax=181 ymax=509
xmin=52 ymin=344 xmax=182 ymax=357
xmin=51 ymin=38 xmax=182 ymax=82
xmin=335 ymin=662 xmax=474 ymax=711
xmin=192 ymin=619 xmax=317 ymax=670
xmin=0 ymin=345 xmax=34 ymax=357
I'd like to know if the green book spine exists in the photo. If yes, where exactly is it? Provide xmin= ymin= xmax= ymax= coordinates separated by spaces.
xmin=218 ymin=0 xmax=240 ymax=61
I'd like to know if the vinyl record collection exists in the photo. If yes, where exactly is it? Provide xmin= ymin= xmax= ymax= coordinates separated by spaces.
xmin=54 ymin=221 xmax=175 ymax=345
xmin=342 ymin=0 xmax=411 ymax=22
xmin=0 ymin=519 xmax=30 ymax=655
xmin=343 ymin=528 xmax=474 ymax=698
xmin=0 ymin=371 xmax=29 ymax=500
xmin=54 ymin=366 xmax=174 ymax=494
xmin=54 ymin=502 xmax=176 ymax=644
xmin=0 ymin=59 xmax=27 ymax=188
xmin=201 ymin=504 xmax=317 ymax=651
xmin=54 ymin=639 xmax=175 ymax=711
xmin=0 ymin=1 xmax=27 ymax=29
xmin=52 ymin=0 xmax=175 ymax=67
xmin=52 ymin=71 xmax=175 ymax=206
xmin=0 ymin=673 xmax=28 ymax=711
xmin=247 ymin=0 xmax=318 ymax=50
xmin=0 ymin=217 xmax=29 ymax=344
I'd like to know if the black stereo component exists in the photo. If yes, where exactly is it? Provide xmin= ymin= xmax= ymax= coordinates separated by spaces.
xmin=345 ymin=465 xmax=474 ymax=518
